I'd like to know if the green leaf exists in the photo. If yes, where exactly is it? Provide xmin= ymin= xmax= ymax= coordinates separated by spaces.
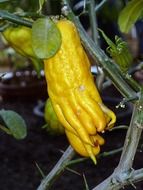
xmin=0 ymin=110 xmax=27 ymax=139
xmin=98 ymin=29 xmax=116 ymax=51
xmin=32 ymin=18 xmax=61 ymax=59
xmin=99 ymin=29 xmax=132 ymax=72
xmin=118 ymin=0 xmax=143 ymax=33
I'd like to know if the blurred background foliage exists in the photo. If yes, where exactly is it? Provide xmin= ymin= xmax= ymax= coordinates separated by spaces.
xmin=0 ymin=0 xmax=39 ymax=12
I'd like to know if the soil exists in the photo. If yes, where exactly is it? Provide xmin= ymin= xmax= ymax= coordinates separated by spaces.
xmin=0 ymin=87 xmax=143 ymax=190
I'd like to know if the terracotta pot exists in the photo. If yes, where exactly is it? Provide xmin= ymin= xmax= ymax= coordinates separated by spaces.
xmin=0 ymin=70 xmax=48 ymax=100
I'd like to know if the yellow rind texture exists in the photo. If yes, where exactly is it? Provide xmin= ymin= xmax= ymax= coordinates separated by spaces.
xmin=44 ymin=19 xmax=116 ymax=162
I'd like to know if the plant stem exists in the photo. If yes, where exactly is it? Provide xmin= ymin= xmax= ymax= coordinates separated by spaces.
xmin=124 ymin=73 xmax=141 ymax=92
xmin=88 ymin=0 xmax=105 ymax=90
xmin=73 ymin=0 xmax=108 ymax=14
xmin=92 ymin=91 xmax=143 ymax=190
xmin=98 ymin=147 xmax=123 ymax=159
xmin=0 ymin=10 xmax=33 ymax=27
xmin=36 ymin=142 xmax=123 ymax=190
xmin=109 ymin=125 xmax=128 ymax=131
xmin=116 ymin=94 xmax=143 ymax=173
xmin=88 ymin=0 xmax=99 ymax=45
xmin=95 ymin=0 xmax=109 ymax=12
xmin=37 ymin=146 xmax=75 ymax=190
xmin=93 ymin=168 xmax=143 ymax=190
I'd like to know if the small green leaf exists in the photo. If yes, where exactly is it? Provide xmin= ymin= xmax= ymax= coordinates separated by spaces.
xmin=99 ymin=29 xmax=133 ymax=72
xmin=118 ymin=0 xmax=143 ymax=33
xmin=32 ymin=18 xmax=61 ymax=59
xmin=0 ymin=110 xmax=27 ymax=139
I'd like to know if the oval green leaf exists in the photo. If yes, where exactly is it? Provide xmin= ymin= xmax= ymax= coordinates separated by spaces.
xmin=0 ymin=110 xmax=27 ymax=139
xmin=32 ymin=18 xmax=61 ymax=59
xmin=118 ymin=0 xmax=143 ymax=33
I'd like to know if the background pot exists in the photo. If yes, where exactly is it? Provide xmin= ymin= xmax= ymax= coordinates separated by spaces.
xmin=0 ymin=69 xmax=48 ymax=100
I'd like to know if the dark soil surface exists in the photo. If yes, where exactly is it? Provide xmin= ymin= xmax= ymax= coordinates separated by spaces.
xmin=0 ymin=90 xmax=143 ymax=190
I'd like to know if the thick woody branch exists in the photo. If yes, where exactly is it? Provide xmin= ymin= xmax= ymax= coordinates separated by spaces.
xmin=92 ymin=168 xmax=143 ymax=190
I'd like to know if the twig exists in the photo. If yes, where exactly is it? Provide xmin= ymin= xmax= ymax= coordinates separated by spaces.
xmin=67 ymin=146 xmax=123 ymax=167
xmin=73 ymin=0 xmax=109 ymax=14
xmin=36 ymin=142 xmax=123 ymax=190
xmin=0 ymin=10 xmax=32 ymax=27
xmin=88 ymin=0 xmax=105 ymax=91
xmin=92 ymin=91 xmax=143 ymax=190
xmin=83 ymin=173 xmax=90 ymax=190
xmin=109 ymin=125 xmax=128 ymax=131
xmin=116 ymin=94 xmax=143 ymax=173
xmin=93 ymin=168 xmax=143 ymax=190
xmin=98 ymin=147 xmax=123 ymax=159
xmin=95 ymin=0 xmax=109 ymax=12
xmin=37 ymin=146 xmax=75 ymax=190
xmin=88 ymin=0 xmax=99 ymax=45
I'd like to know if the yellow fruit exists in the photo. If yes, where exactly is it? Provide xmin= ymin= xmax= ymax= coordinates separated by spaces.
xmin=44 ymin=19 xmax=116 ymax=162
xmin=2 ymin=25 xmax=43 ymax=73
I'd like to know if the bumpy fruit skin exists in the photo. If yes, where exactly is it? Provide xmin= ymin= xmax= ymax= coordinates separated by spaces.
xmin=65 ymin=130 xmax=104 ymax=156
xmin=44 ymin=19 xmax=116 ymax=163
xmin=44 ymin=98 xmax=65 ymax=135
xmin=2 ymin=25 xmax=42 ymax=73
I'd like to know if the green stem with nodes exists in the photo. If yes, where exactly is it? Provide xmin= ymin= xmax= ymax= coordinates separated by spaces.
xmin=92 ymin=91 xmax=143 ymax=190
xmin=37 ymin=144 xmax=123 ymax=190
xmin=116 ymin=92 xmax=143 ymax=173
xmin=124 ymin=73 xmax=141 ymax=92
xmin=93 ymin=168 xmax=143 ymax=190
xmin=0 ymin=10 xmax=33 ymax=27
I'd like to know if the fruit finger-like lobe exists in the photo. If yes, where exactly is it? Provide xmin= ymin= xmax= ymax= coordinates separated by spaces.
xmin=52 ymin=103 xmax=77 ymax=135
xmin=60 ymin=101 xmax=94 ymax=146
xmin=65 ymin=129 xmax=104 ymax=164
xmin=75 ymin=91 xmax=107 ymax=132
xmin=99 ymin=103 xmax=116 ymax=129
xmin=91 ymin=134 xmax=105 ymax=146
